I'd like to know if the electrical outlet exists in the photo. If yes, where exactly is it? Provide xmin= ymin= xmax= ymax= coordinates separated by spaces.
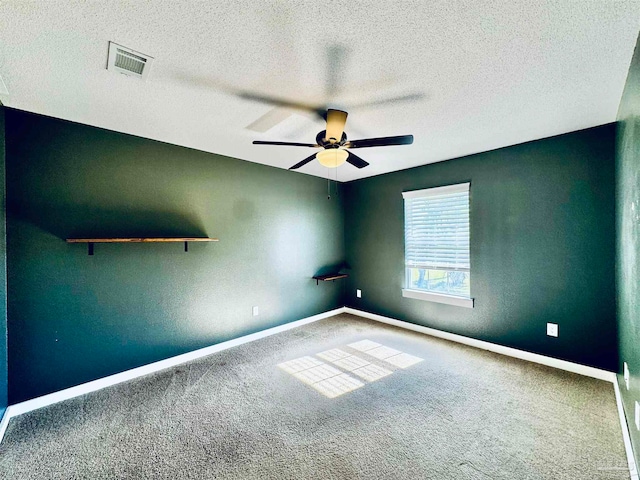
xmin=252 ymin=306 xmax=259 ymax=316
xmin=635 ymin=401 xmax=640 ymax=430
xmin=625 ymin=362 xmax=630 ymax=390
xmin=546 ymin=323 xmax=558 ymax=337
xmin=356 ymin=289 xmax=362 ymax=298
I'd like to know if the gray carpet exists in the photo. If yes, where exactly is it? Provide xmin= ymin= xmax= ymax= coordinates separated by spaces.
xmin=0 ymin=314 xmax=629 ymax=479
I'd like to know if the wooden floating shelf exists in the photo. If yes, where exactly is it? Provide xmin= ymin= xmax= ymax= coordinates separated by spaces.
xmin=312 ymin=273 xmax=349 ymax=285
xmin=66 ymin=237 xmax=219 ymax=255
xmin=66 ymin=238 xmax=218 ymax=243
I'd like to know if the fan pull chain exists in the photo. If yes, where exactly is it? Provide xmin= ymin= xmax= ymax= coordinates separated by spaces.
xmin=326 ymin=167 xmax=340 ymax=200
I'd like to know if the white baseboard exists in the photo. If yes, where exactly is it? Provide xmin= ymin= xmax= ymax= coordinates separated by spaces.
xmin=0 ymin=306 xmax=626 ymax=453
xmin=0 ymin=406 xmax=12 ymax=445
xmin=344 ymin=308 xmax=616 ymax=383
xmin=0 ymin=307 xmax=345 ymax=444
xmin=614 ymin=378 xmax=639 ymax=480
xmin=344 ymin=308 xmax=636 ymax=478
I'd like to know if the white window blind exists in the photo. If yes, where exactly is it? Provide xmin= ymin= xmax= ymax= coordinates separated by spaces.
xmin=402 ymin=183 xmax=471 ymax=306
xmin=403 ymin=183 xmax=470 ymax=272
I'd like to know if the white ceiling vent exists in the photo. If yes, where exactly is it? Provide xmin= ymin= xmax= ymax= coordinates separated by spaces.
xmin=107 ymin=42 xmax=153 ymax=80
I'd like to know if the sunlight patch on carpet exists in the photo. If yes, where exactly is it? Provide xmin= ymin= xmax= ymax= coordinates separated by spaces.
xmin=312 ymin=373 xmax=364 ymax=398
xmin=292 ymin=364 xmax=343 ymax=385
xmin=316 ymin=348 xmax=351 ymax=362
xmin=278 ymin=340 xmax=423 ymax=398
xmin=348 ymin=340 xmax=382 ymax=352
xmin=351 ymin=363 xmax=393 ymax=382
xmin=384 ymin=352 xmax=423 ymax=368
xmin=366 ymin=346 xmax=402 ymax=359
xmin=278 ymin=356 xmax=323 ymax=374
xmin=277 ymin=358 xmax=364 ymax=398
xmin=333 ymin=355 xmax=370 ymax=371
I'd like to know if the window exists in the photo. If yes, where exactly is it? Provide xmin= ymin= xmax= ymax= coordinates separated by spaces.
xmin=402 ymin=182 xmax=473 ymax=308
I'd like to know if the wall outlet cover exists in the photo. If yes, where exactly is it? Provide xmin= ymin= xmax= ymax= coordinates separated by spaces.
xmin=252 ymin=306 xmax=259 ymax=316
xmin=546 ymin=323 xmax=559 ymax=337
xmin=625 ymin=362 xmax=630 ymax=390
xmin=356 ymin=289 xmax=362 ymax=298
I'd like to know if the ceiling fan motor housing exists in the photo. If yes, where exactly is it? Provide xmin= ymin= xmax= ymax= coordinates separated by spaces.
xmin=317 ymin=130 xmax=347 ymax=147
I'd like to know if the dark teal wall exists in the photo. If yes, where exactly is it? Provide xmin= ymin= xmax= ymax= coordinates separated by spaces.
xmin=3 ymin=105 xmax=621 ymax=404
xmin=6 ymin=109 xmax=345 ymax=403
xmin=344 ymin=125 xmax=617 ymax=371
xmin=616 ymin=32 xmax=640 ymax=470
xmin=0 ymin=104 xmax=6 ymax=418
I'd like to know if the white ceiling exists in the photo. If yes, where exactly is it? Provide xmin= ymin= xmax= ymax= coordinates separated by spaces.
xmin=0 ymin=1 xmax=639 ymax=182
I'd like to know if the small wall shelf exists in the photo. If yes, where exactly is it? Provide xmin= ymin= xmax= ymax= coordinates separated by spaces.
xmin=66 ymin=237 xmax=219 ymax=255
xmin=312 ymin=273 xmax=348 ymax=285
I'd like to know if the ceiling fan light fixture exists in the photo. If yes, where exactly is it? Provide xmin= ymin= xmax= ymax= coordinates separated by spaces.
xmin=316 ymin=148 xmax=348 ymax=168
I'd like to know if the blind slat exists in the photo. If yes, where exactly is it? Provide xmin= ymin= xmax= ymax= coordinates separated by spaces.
xmin=405 ymin=185 xmax=470 ymax=270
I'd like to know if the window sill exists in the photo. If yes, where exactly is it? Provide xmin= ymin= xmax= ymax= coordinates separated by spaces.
xmin=402 ymin=289 xmax=474 ymax=308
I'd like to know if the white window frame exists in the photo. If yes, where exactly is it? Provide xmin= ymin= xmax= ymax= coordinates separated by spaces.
xmin=402 ymin=182 xmax=474 ymax=308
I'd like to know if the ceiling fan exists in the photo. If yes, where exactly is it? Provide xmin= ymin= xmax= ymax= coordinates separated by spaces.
xmin=252 ymin=109 xmax=414 ymax=170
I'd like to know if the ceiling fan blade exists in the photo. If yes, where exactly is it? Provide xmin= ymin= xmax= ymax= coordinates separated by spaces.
xmin=253 ymin=141 xmax=319 ymax=147
xmin=246 ymin=108 xmax=294 ymax=133
xmin=346 ymin=135 xmax=414 ymax=149
xmin=239 ymin=92 xmax=325 ymax=119
xmin=349 ymin=93 xmax=425 ymax=110
xmin=289 ymin=153 xmax=318 ymax=170
xmin=326 ymin=44 xmax=348 ymax=98
xmin=346 ymin=151 xmax=369 ymax=169
xmin=325 ymin=109 xmax=348 ymax=143
xmin=172 ymin=74 xmax=328 ymax=120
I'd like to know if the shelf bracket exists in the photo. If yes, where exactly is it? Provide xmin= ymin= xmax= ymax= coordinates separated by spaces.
xmin=88 ymin=243 xmax=94 ymax=256
xmin=184 ymin=241 xmax=188 ymax=252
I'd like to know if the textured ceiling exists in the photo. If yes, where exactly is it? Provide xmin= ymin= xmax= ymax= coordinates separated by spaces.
xmin=0 ymin=1 xmax=639 ymax=182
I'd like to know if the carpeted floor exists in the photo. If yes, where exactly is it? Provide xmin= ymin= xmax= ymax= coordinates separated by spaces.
xmin=0 ymin=313 xmax=629 ymax=479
